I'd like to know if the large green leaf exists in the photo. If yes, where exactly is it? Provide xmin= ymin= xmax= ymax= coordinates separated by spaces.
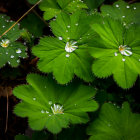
xmin=32 ymin=11 xmax=96 ymax=84
xmin=39 ymin=0 xmax=88 ymax=20
xmin=87 ymin=102 xmax=140 ymax=140
xmin=90 ymin=17 xmax=140 ymax=89
xmin=0 ymin=15 xmax=27 ymax=68
xmin=101 ymin=0 xmax=140 ymax=25
xmin=13 ymin=73 xmax=98 ymax=134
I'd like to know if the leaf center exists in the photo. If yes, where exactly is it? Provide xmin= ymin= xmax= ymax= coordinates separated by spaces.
xmin=51 ymin=104 xmax=64 ymax=115
xmin=119 ymin=45 xmax=132 ymax=56
xmin=65 ymin=41 xmax=78 ymax=53
xmin=0 ymin=39 xmax=10 ymax=48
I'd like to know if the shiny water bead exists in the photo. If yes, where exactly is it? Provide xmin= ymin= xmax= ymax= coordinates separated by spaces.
xmin=48 ymin=101 xmax=52 ymax=105
xmin=122 ymin=58 xmax=126 ymax=62
xmin=65 ymin=41 xmax=78 ymax=53
xmin=114 ymin=52 xmax=118 ymax=56
xmin=119 ymin=45 xmax=132 ymax=56
xmin=58 ymin=37 xmax=63 ymax=40
xmin=66 ymin=54 xmax=70 ymax=57
xmin=11 ymin=55 xmax=14 ymax=58
xmin=16 ymin=49 xmax=22 ymax=54
xmin=0 ymin=39 xmax=10 ymax=48
xmin=126 ymin=5 xmax=130 ymax=8
xmin=133 ymin=7 xmax=136 ymax=10
xmin=33 ymin=97 xmax=36 ymax=101
xmin=41 ymin=110 xmax=45 ymax=113
xmin=51 ymin=104 xmax=64 ymax=115
xmin=116 ymin=4 xmax=119 ymax=7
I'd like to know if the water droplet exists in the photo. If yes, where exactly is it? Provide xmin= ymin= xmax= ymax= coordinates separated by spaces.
xmin=133 ymin=7 xmax=136 ymax=10
xmin=66 ymin=54 xmax=70 ymax=57
xmin=51 ymin=104 xmax=64 ymax=114
xmin=114 ymin=52 xmax=118 ymax=56
xmin=16 ymin=49 xmax=22 ymax=54
xmin=116 ymin=4 xmax=119 ymax=7
xmin=67 ymin=25 xmax=70 ymax=28
xmin=17 ymin=60 xmax=20 ymax=63
xmin=0 ymin=39 xmax=10 ymax=48
xmin=122 ymin=58 xmax=125 ymax=62
xmin=139 ymin=59 xmax=140 ymax=61
xmin=75 ymin=23 xmax=78 ymax=26
xmin=122 ymin=16 xmax=125 ymax=18
xmin=49 ymin=101 xmax=52 ymax=105
xmin=2 ymin=25 xmax=5 ymax=28
xmin=11 ymin=55 xmax=14 ymax=58
xmin=49 ymin=114 xmax=51 ymax=116
xmin=58 ymin=37 xmax=63 ymax=40
xmin=41 ymin=110 xmax=45 ymax=113
xmin=46 ymin=111 xmax=49 ymax=113
xmin=66 ymin=30 xmax=68 ymax=32
xmin=119 ymin=45 xmax=132 ymax=56
xmin=6 ymin=52 xmax=8 ymax=54
xmin=65 ymin=41 xmax=78 ymax=53
xmin=67 ymin=37 xmax=70 ymax=40
xmin=33 ymin=98 xmax=36 ymax=101
xmin=8 ymin=61 xmax=10 ymax=64
xmin=126 ymin=6 xmax=130 ymax=8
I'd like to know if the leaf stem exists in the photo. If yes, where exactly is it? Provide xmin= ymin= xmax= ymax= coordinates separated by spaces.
xmin=0 ymin=0 xmax=42 ymax=38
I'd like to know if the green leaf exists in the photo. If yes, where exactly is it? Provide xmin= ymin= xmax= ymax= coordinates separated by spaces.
xmin=13 ymin=73 xmax=98 ymax=134
xmin=83 ymin=0 xmax=105 ymax=10
xmin=20 ymin=13 xmax=46 ymax=37
xmin=101 ymin=0 xmax=140 ymax=25
xmin=90 ymin=17 xmax=140 ymax=89
xmin=39 ymin=0 xmax=88 ymax=20
xmin=87 ymin=102 xmax=140 ymax=140
xmin=32 ymin=11 xmax=96 ymax=84
xmin=0 ymin=14 xmax=27 ymax=68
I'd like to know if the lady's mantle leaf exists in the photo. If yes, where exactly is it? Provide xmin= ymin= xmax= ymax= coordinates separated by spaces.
xmin=39 ymin=0 xmax=88 ymax=20
xmin=87 ymin=102 xmax=140 ymax=140
xmin=0 ymin=15 xmax=27 ymax=68
xmin=89 ymin=17 xmax=140 ymax=89
xmin=32 ymin=11 xmax=96 ymax=84
xmin=13 ymin=73 xmax=98 ymax=134
xmin=101 ymin=0 xmax=140 ymax=26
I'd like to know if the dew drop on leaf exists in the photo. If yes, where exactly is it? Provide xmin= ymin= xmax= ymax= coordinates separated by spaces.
xmin=49 ymin=101 xmax=52 ymax=105
xmin=58 ymin=37 xmax=63 ymax=40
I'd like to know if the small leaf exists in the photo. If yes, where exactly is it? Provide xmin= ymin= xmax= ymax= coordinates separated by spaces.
xmin=90 ymin=17 xmax=140 ymax=89
xmin=13 ymin=73 xmax=98 ymax=134
xmin=0 ymin=14 xmax=27 ymax=68
xmin=32 ymin=11 xmax=96 ymax=84
xmin=87 ymin=102 xmax=140 ymax=140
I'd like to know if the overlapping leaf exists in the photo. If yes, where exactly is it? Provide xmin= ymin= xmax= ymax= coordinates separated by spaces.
xmin=13 ymin=73 xmax=98 ymax=134
xmin=101 ymin=0 xmax=140 ymax=26
xmin=89 ymin=17 xmax=140 ymax=89
xmin=87 ymin=102 xmax=140 ymax=140
xmin=32 ymin=10 xmax=97 ymax=84
xmin=0 ymin=15 xmax=27 ymax=68
xmin=39 ymin=0 xmax=88 ymax=20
